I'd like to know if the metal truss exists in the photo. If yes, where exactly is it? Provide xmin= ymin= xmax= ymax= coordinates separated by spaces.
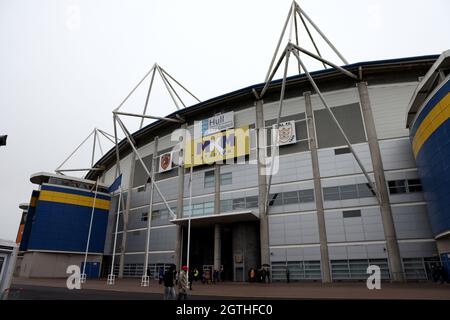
xmin=259 ymin=1 xmax=380 ymax=212
xmin=55 ymin=128 xmax=115 ymax=175
xmin=109 ymin=63 xmax=201 ymax=286
xmin=112 ymin=63 xmax=200 ymax=124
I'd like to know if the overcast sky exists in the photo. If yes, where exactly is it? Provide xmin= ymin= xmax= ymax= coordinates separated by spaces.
xmin=0 ymin=0 xmax=449 ymax=241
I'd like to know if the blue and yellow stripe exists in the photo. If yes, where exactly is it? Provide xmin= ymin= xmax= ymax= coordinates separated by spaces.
xmin=412 ymin=93 xmax=450 ymax=157
xmin=39 ymin=185 xmax=111 ymax=210
xmin=411 ymin=79 xmax=450 ymax=158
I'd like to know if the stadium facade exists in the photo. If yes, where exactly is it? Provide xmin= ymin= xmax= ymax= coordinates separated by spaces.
xmin=16 ymin=51 xmax=450 ymax=282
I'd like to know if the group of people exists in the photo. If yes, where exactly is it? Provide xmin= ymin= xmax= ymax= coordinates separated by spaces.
xmin=160 ymin=264 xmax=189 ymax=300
xmin=247 ymin=266 xmax=271 ymax=283
xmin=196 ymin=267 xmax=224 ymax=284
xmin=159 ymin=265 xmax=226 ymax=300
xmin=430 ymin=264 xmax=449 ymax=284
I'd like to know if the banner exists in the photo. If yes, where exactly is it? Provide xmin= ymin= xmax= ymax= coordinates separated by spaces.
xmin=184 ymin=125 xmax=249 ymax=168
xmin=194 ymin=111 xmax=234 ymax=138
xmin=158 ymin=152 xmax=173 ymax=173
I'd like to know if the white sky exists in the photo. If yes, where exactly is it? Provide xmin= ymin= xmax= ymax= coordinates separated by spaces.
xmin=0 ymin=0 xmax=449 ymax=241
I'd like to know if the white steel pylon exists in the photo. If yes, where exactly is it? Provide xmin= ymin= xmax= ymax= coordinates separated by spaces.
xmin=264 ymin=0 xmax=349 ymax=82
xmin=55 ymin=128 xmax=115 ymax=175
xmin=112 ymin=63 xmax=200 ymax=127
xmin=258 ymin=1 xmax=380 ymax=207
xmin=110 ymin=63 xmax=200 ymax=287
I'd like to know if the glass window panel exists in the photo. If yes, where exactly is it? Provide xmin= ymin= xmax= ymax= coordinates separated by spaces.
xmin=220 ymin=173 xmax=232 ymax=186
xmin=357 ymin=183 xmax=375 ymax=198
xmin=268 ymin=193 xmax=282 ymax=206
xmin=323 ymin=187 xmax=340 ymax=201
xmin=283 ymin=191 xmax=299 ymax=205
xmin=233 ymin=198 xmax=246 ymax=210
xmin=339 ymin=184 xmax=358 ymax=200
xmin=204 ymin=171 xmax=215 ymax=188
xmin=220 ymin=199 xmax=233 ymax=213
xmin=388 ymin=180 xmax=406 ymax=194
xmin=299 ymin=189 xmax=314 ymax=203
xmin=245 ymin=196 xmax=258 ymax=208
xmin=407 ymin=179 xmax=423 ymax=193
xmin=203 ymin=202 xmax=214 ymax=215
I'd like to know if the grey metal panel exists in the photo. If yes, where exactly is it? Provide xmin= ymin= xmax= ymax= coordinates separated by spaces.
xmin=302 ymin=246 xmax=321 ymax=260
xmin=318 ymin=143 xmax=373 ymax=178
xmin=126 ymin=230 xmax=146 ymax=253
xmin=124 ymin=253 xmax=145 ymax=264
xmin=268 ymin=216 xmax=285 ymax=246
xmin=263 ymin=97 xmax=306 ymax=120
xmin=269 ymin=248 xmax=287 ymax=262
xmin=149 ymin=227 xmax=177 ymax=251
xmin=234 ymin=107 xmax=256 ymax=128
xmin=328 ymin=245 xmax=348 ymax=260
xmin=123 ymin=252 xmax=175 ymax=264
xmin=367 ymin=83 xmax=418 ymax=139
xmin=329 ymin=244 xmax=387 ymax=260
xmin=286 ymin=247 xmax=304 ymax=261
xmin=133 ymin=154 xmax=152 ymax=187
xmin=314 ymin=103 xmax=367 ymax=149
xmin=366 ymin=244 xmax=388 ymax=259
xmin=325 ymin=207 xmax=385 ymax=243
xmin=346 ymin=245 xmax=369 ymax=259
xmin=379 ymin=138 xmax=416 ymax=171
xmin=268 ymin=213 xmax=319 ymax=246
xmin=398 ymin=241 xmax=438 ymax=258
xmin=151 ymin=178 xmax=179 ymax=203
xmin=270 ymin=153 xmax=314 ymax=184
xmin=148 ymin=252 xmax=175 ymax=264
xmin=392 ymin=205 xmax=433 ymax=239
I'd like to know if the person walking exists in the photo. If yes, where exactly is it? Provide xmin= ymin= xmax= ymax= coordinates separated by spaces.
xmin=178 ymin=266 xmax=189 ymax=300
xmin=188 ymin=269 xmax=193 ymax=290
xmin=163 ymin=265 xmax=176 ymax=300
xmin=249 ymin=268 xmax=255 ymax=283
xmin=158 ymin=266 xmax=164 ymax=285
xmin=193 ymin=268 xmax=199 ymax=282
xmin=286 ymin=267 xmax=290 ymax=283
xmin=213 ymin=269 xmax=219 ymax=284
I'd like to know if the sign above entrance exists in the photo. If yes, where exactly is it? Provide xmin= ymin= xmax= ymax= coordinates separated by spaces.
xmin=184 ymin=125 xmax=250 ymax=168
xmin=194 ymin=111 xmax=234 ymax=138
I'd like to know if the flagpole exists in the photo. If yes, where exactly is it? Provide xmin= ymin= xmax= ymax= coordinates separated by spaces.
xmin=107 ymin=187 xmax=122 ymax=285
xmin=186 ymin=149 xmax=194 ymax=278
xmin=81 ymin=177 xmax=99 ymax=283
xmin=142 ymin=137 xmax=158 ymax=286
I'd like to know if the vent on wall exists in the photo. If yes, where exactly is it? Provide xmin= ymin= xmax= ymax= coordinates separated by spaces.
xmin=342 ymin=210 xmax=361 ymax=218
xmin=334 ymin=147 xmax=351 ymax=155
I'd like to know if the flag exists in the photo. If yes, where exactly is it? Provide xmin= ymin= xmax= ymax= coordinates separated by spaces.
xmin=0 ymin=135 xmax=7 ymax=146
xmin=108 ymin=174 xmax=122 ymax=193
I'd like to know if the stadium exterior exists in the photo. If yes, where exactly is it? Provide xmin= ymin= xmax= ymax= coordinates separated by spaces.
xmin=16 ymin=51 xmax=450 ymax=283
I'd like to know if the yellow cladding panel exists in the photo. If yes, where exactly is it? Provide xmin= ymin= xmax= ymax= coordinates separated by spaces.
xmin=38 ymin=190 xmax=111 ymax=210
xmin=184 ymin=126 xmax=250 ymax=168
xmin=413 ymin=93 xmax=450 ymax=158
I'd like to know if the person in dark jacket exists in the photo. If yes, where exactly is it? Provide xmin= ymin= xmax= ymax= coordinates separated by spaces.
xmin=158 ymin=266 xmax=164 ymax=285
xmin=188 ymin=269 xmax=193 ymax=290
xmin=163 ymin=265 xmax=176 ymax=300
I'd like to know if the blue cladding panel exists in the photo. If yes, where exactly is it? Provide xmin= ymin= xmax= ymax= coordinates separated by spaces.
xmin=411 ymin=80 xmax=450 ymax=135
xmin=414 ymin=118 xmax=450 ymax=236
xmin=27 ymin=201 xmax=109 ymax=253
xmin=19 ymin=190 xmax=40 ymax=251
